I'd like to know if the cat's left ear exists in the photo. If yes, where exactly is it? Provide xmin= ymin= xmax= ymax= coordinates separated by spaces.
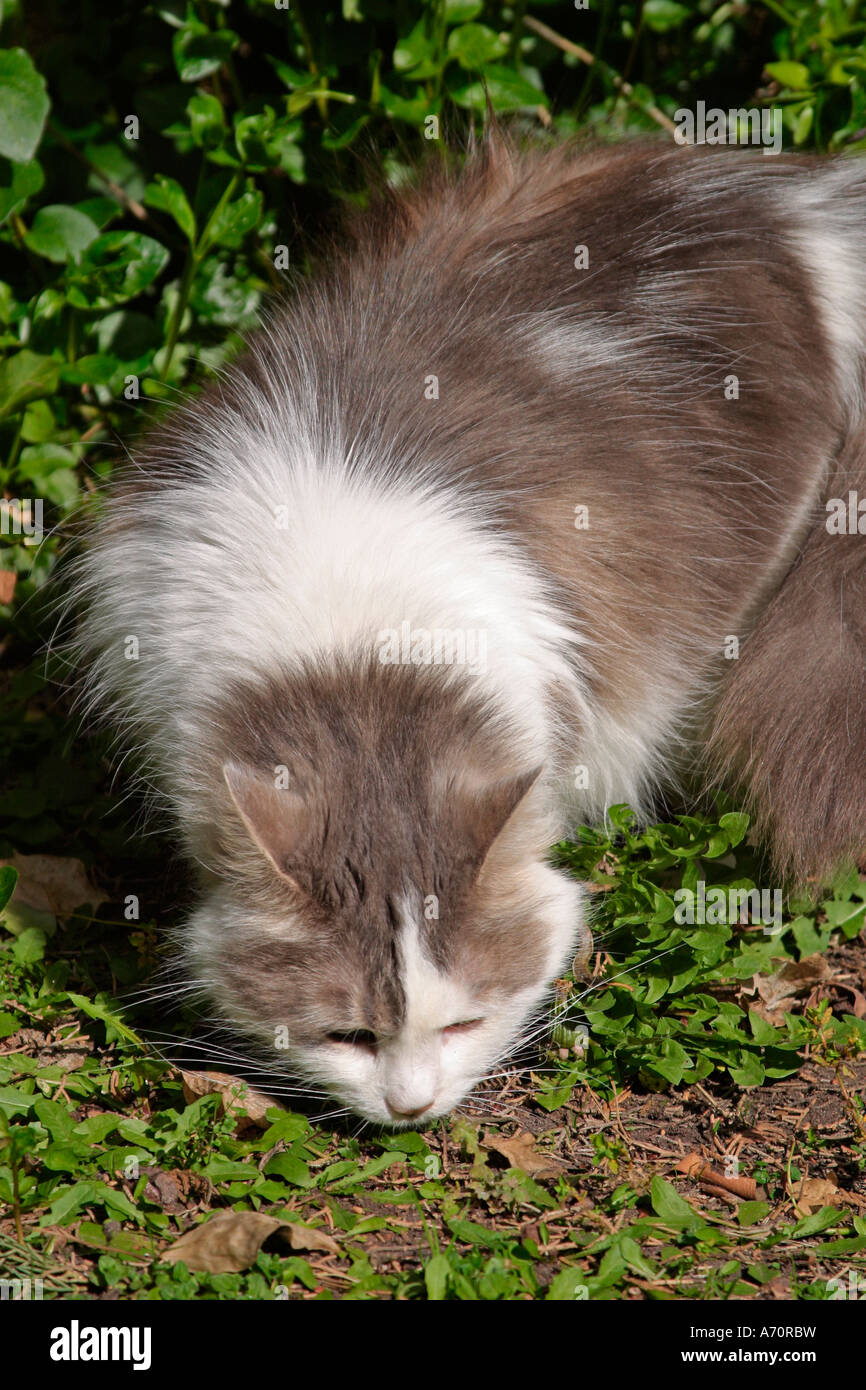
xmin=439 ymin=761 xmax=544 ymax=877
xmin=223 ymin=762 xmax=312 ymax=887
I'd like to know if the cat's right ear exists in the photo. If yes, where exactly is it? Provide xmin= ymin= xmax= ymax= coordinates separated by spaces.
xmin=223 ymin=762 xmax=311 ymax=888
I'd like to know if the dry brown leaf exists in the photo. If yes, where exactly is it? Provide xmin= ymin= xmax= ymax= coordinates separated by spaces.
xmin=163 ymin=1211 xmax=280 ymax=1272
xmin=788 ymin=1176 xmax=844 ymax=1217
xmin=36 ymin=1049 xmax=89 ymax=1073
xmin=0 ymin=571 xmax=17 ymax=605
xmin=484 ymin=1129 xmax=566 ymax=1179
xmin=0 ymin=852 xmax=106 ymax=917
xmin=284 ymin=1224 xmax=341 ymax=1256
xmin=755 ymin=957 xmax=831 ymax=1015
xmin=837 ymin=983 xmax=866 ymax=1019
xmin=162 ymin=1210 xmax=338 ymax=1273
xmin=765 ymin=1275 xmax=794 ymax=1299
xmin=179 ymin=1068 xmax=278 ymax=1130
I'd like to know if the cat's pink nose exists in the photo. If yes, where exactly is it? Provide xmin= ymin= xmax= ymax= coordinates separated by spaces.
xmin=386 ymin=1096 xmax=434 ymax=1121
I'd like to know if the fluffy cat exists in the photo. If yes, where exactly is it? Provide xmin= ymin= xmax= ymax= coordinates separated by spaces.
xmin=72 ymin=135 xmax=866 ymax=1125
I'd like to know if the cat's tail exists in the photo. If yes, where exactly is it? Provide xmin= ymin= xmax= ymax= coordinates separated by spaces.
xmin=706 ymin=419 xmax=866 ymax=887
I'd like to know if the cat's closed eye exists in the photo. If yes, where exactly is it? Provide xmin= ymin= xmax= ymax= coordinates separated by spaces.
xmin=326 ymin=1030 xmax=378 ymax=1048
xmin=442 ymin=1019 xmax=484 ymax=1037
xmin=325 ymin=1019 xmax=484 ymax=1049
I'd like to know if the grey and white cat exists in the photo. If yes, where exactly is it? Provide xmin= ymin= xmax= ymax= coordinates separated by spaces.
xmin=73 ymin=135 xmax=866 ymax=1125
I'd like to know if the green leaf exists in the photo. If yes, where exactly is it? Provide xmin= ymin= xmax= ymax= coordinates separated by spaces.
xmin=10 ymin=926 xmax=46 ymax=965
xmin=817 ymin=1235 xmax=866 ymax=1256
xmin=264 ymin=1151 xmax=314 ymax=1188
xmin=704 ymin=831 xmax=729 ymax=858
xmin=824 ymin=898 xmax=866 ymax=931
xmin=0 ymin=49 xmax=51 ymax=162
xmin=650 ymin=1176 xmax=705 ymax=1230
xmin=0 ymin=865 xmax=17 ymax=913
xmin=792 ymin=915 xmax=833 ymax=957
xmin=66 ymin=992 xmax=142 ymax=1046
xmin=187 ymin=92 xmax=225 ymax=148
xmin=44 ymin=1180 xmax=103 ymax=1226
xmin=198 ymin=185 xmax=261 ymax=253
xmin=65 ymin=232 xmax=170 ymax=310
xmin=619 ymin=1235 xmax=658 ymax=1279
xmin=58 ymin=355 xmax=119 ymax=387
xmin=144 ymin=175 xmax=196 ymax=244
xmin=546 ymin=1265 xmax=589 ymax=1300
xmin=74 ymin=1114 xmax=119 ymax=1143
xmin=173 ymin=23 xmax=239 ymax=84
xmin=765 ymin=61 xmax=811 ymax=90
xmin=447 ymin=23 xmax=507 ymax=69
xmin=424 ymin=1252 xmax=451 ymax=1300
xmin=0 ymin=350 xmax=60 ymax=420
xmin=646 ymin=1038 xmax=690 ymax=1085
xmin=393 ymin=20 xmax=440 ymax=76
xmin=0 ymin=156 xmax=43 ymax=225
xmin=0 ymin=1086 xmax=37 ymax=1118
xmin=446 ymin=0 xmax=483 ymax=19
xmin=748 ymin=1010 xmax=780 ymax=1045
xmin=201 ymin=1158 xmax=256 ymax=1182
xmin=729 ymin=1048 xmax=765 ymax=1087
xmin=450 ymin=65 xmax=546 ymax=112
xmin=34 ymin=1097 xmax=76 ymax=1139
xmin=533 ymin=1082 xmax=574 ymax=1111
xmin=793 ymin=105 xmax=814 ymax=146
xmin=791 ymin=1206 xmax=843 ymax=1238
xmin=256 ymin=1113 xmax=310 ymax=1148
xmin=718 ymin=811 xmax=749 ymax=847
xmin=643 ymin=0 xmax=690 ymax=31
xmin=43 ymin=1142 xmax=85 ymax=1172
xmin=101 ymin=1185 xmax=143 ymax=1222
xmin=447 ymin=1218 xmax=499 ymax=1247
xmin=24 ymin=204 xmax=99 ymax=263
xmin=738 ymin=1201 xmax=771 ymax=1226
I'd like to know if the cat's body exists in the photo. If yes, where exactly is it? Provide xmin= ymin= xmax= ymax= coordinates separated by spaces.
xmin=73 ymin=137 xmax=866 ymax=1124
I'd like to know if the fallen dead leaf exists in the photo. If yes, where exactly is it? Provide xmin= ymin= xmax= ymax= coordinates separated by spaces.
xmin=837 ymin=983 xmax=866 ymax=1019
xmin=754 ymin=957 xmax=831 ymax=1022
xmin=35 ymin=1049 xmax=89 ymax=1073
xmin=179 ymin=1069 xmax=278 ymax=1131
xmin=0 ymin=571 xmax=16 ymax=605
xmin=484 ymin=1129 xmax=566 ymax=1179
xmin=787 ymin=1175 xmax=845 ymax=1217
xmin=0 ymin=852 xmax=106 ymax=918
xmin=284 ymin=1224 xmax=341 ymax=1255
xmin=765 ymin=1274 xmax=794 ymax=1299
xmin=162 ymin=1209 xmax=339 ymax=1273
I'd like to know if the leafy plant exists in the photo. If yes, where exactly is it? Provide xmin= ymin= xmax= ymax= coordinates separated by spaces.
xmin=0 ymin=0 xmax=864 ymax=1302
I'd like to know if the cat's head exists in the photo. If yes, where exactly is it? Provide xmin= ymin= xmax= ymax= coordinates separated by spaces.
xmin=180 ymin=664 xmax=586 ymax=1126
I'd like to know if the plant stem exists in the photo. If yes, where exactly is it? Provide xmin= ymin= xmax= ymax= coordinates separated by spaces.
xmin=11 ymin=1154 xmax=24 ymax=1244
xmin=523 ymin=14 xmax=677 ymax=134
xmin=161 ymin=252 xmax=197 ymax=384
xmin=5 ymin=417 xmax=23 ymax=476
